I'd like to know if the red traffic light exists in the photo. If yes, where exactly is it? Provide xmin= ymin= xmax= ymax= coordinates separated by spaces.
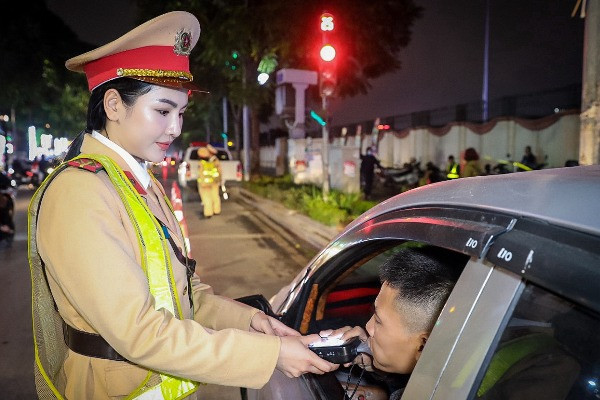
xmin=377 ymin=124 xmax=391 ymax=130
xmin=320 ymin=44 xmax=336 ymax=62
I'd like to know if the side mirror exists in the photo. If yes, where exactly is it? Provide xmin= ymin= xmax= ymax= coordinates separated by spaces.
xmin=236 ymin=294 xmax=278 ymax=318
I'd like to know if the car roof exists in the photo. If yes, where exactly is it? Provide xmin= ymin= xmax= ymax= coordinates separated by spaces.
xmin=348 ymin=165 xmax=600 ymax=237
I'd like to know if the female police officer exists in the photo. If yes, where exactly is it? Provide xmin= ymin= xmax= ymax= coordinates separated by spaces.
xmin=28 ymin=11 xmax=335 ymax=400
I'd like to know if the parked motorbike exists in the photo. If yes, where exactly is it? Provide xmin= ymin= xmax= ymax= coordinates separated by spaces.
xmin=488 ymin=154 xmax=548 ymax=175
xmin=423 ymin=161 xmax=446 ymax=184
xmin=379 ymin=160 xmax=424 ymax=190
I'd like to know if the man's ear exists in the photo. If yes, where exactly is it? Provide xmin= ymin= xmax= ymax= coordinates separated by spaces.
xmin=104 ymin=89 xmax=122 ymax=122
xmin=414 ymin=333 xmax=429 ymax=362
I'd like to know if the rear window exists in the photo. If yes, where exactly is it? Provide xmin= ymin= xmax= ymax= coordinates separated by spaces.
xmin=188 ymin=148 xmax=230 ymax=161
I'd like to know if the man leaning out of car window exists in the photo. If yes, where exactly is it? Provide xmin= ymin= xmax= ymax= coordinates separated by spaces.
xmin=320 ymin=247 xmax=467 ymax=399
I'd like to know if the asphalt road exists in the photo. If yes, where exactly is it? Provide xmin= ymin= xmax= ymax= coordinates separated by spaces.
xmin=0 ymin=172 xmax=316 ymax=399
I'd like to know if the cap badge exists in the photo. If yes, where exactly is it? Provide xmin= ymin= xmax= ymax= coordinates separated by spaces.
xmin=174 ymin=30 xmax=192 ymax=56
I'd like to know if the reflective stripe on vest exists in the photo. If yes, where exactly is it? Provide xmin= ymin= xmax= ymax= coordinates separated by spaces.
xmin=28 ymin=154 xmax=198 ymax=400
xmin=476 ymin=333 xmax=556 ymax=397
xmin=198 ymin=160 xmax=219 ymax=184
xmin=447 ymin=163 xmax=459 ymax=179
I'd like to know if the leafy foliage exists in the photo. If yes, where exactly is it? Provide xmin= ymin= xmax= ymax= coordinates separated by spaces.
xmin=0 ymin=0 xmax=91 ymax=139
xmin=243 ymin=175 xmax=377 ymax=227
xmin=136 ymin=0 xmax=422 ymax=139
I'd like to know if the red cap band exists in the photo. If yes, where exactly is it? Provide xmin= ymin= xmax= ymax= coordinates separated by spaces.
xmin=83 ymin=46 xmax=191 ymax=91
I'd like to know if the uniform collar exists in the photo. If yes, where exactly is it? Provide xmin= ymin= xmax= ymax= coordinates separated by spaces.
xmin=91 ymin=131 xmax=151 ymax=190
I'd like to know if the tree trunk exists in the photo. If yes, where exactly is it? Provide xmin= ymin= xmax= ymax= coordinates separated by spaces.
xmin=250 ymin=108 xmax=261 ymax=176
xmin=231 ymin=104 xmax=241 ymax=160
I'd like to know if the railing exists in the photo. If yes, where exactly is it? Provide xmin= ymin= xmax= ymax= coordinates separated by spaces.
xmin=325 ymin=84 xmax=581 ymax=137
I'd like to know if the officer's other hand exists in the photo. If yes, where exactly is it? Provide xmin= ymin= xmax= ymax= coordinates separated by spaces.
xmin=276 ymin=335 xmax=339 ymax=378
xmin=250 ymin=311 xmax=300 ymax=337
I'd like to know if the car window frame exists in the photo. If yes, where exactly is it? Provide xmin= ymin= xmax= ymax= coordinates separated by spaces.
xmin=419 ymin=264 xmax=524 ymax=400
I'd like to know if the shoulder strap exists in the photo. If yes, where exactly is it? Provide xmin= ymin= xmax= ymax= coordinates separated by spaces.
xmin=67 ymin=158 xmax=104 ymax=173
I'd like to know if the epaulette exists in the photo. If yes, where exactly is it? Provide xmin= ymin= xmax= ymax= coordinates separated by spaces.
xmin=67 ymin=158 xmax=105 ymax=173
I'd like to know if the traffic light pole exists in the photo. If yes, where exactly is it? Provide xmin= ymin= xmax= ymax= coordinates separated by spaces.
xmin=322 ymin=95 xmax=330 ymax=197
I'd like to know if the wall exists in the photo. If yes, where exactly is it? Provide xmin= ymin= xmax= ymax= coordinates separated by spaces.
xmin=258 ymin=112 xmax=580 ymax=192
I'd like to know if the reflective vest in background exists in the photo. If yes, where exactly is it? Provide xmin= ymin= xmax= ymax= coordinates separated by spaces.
xmin=28 ymin=154 xmax=198 ymax=400
xmin=198 ymin=159 xmax=219 ymax=185
xmin=447 ymin=163 xmax=460 ymax=179
xmin=476 ymin=333 xmax=557 ymax=397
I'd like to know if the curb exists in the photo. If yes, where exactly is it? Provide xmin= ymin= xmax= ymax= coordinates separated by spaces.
xmin=235 ymin=187 xmax=340 ymax=251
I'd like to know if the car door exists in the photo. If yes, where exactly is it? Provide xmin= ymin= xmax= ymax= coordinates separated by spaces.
xmin=264 ymin=206 xmax=516 ymax=400
xmin=416 ymin=216 xmax=600 ymax=400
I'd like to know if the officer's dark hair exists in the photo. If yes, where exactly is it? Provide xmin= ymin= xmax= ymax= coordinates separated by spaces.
xmin=65 ymin=78 xmax=153 ymax=161
xmin=379 ymin=246 xmax=468 ymax=332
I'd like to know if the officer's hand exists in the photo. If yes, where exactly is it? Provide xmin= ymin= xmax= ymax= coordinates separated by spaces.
xmin=276 ymin=335 xmax=339 ymax=378
xmin=250 ymin=311 xmax=300 ymax=337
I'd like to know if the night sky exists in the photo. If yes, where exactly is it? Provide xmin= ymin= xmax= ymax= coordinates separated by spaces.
xmin=45 ymin=0 xmax=585 ymax=127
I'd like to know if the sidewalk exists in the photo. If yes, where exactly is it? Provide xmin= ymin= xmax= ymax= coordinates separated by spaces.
xmin=234 ymin=187 xmax=341 ymax=251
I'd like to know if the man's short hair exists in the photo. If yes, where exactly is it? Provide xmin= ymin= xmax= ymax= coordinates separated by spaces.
xmin=379 ymin=246 xmax=468 ymax=332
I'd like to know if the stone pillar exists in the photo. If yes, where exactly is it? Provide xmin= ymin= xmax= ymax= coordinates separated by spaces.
xmin=579 ymin=0 xmax=600 ymax=165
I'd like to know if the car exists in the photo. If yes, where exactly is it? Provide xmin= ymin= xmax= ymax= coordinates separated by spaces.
xmin=177 ymin=143 xmax=242 ymax=200
xmin=242 ymin=165 xmax=600 ymax=400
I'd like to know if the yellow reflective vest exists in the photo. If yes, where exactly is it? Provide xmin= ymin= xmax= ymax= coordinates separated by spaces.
xmin=28 ymin=154 xmax=198 ymax=400
xmin=447 ymin=163 xmax=460 ymax=179
xmin=198 ymin=159 xmax=220 ymax=185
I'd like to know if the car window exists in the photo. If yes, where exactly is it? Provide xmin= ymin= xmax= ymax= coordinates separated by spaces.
xmin=188 ymin=148 xmax=200 ymax=160
xmin=304 ymin=241 xmax=469 ymax=400
xmin=471 ymin=284 xmax=600 ymax=400
xmin=310 ymin=244 xmax=405 ymax=333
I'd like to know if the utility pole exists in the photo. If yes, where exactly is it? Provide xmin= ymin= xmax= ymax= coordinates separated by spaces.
xmin=222 ymin=97 xmax=228 ymax=149
xmin=243 ymin=105 xmax=250 ymax=181
xmin=318 ymin=11 xmax=337 ymax=198
xmin=579 ymin=0 xmax=600 ymax=165
xmin=321 ymin=95 xmax=330 ymax=196
xmin=482 ymin=0 xmax=490 ymax=122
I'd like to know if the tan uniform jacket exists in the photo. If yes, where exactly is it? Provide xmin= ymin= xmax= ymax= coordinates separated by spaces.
xmin=37 ymin=134 xmax=280 ymax=399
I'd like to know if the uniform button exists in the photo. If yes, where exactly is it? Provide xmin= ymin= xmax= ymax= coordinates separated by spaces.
xmin=183 ymin=286 xmax=188 ymax=296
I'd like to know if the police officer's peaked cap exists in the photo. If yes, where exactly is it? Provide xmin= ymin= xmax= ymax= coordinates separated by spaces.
xmin=65 ymin=11 xmax=204 ymax=92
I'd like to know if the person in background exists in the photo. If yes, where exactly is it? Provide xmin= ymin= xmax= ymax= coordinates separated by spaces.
xmin=197 ymin=145 xmax=221 ymax=218
xmin=461 ymin=147 xmax=483 ymax=178
xmin=28 ymin=11 xmax=335 ymax=400
xmin=520 ymin=145 xmax=537 ymax=169
xmin=445 ymin=155 xmax=460 ymax=179
xmin=360 ymin=146 xmax=382 ymax=200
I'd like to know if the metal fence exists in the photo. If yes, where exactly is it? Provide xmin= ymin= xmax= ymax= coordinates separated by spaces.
xmin=326 ymin=84 xmax=581 ymax=137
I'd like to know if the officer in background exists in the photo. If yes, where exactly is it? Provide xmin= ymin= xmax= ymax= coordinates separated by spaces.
xmin=446 ymin=155 xmax=460 ymax=179
xmin=197 ymin=146 xmax=221 ymax=218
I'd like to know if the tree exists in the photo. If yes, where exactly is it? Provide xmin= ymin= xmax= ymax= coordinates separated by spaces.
xmin=136 ymin=0 xmax=422 ymax=170
xmin=0 ymin=0 xmax=91 ymax=146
